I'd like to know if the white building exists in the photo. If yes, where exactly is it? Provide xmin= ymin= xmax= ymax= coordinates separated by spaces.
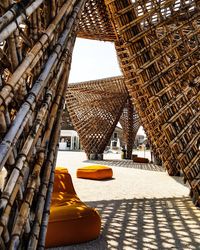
xmin=59 ymin=130 xmax=80 ymax=150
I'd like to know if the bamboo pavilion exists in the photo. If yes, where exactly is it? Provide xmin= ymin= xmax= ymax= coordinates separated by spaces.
xmin=0 ymin=0 xmax=200 ymax=248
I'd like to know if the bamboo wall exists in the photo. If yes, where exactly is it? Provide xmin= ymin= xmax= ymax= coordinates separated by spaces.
xmin=105 ymin=0 xmax=200 ymax=206
xmin=66 ymin=76 xmax=128 ymax=159
xmin=0 ymin=0 xmax=86 ymax=248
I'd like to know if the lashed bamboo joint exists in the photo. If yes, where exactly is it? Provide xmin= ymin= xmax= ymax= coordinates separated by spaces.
xmin=0 ymin=0 xmax=200 ymax=248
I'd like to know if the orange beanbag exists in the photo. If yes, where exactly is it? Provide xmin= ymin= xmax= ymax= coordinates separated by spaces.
xmin=45 ymin=168 xmax=101 ymax=248
xmin=77 ymin=165 xmax=113 ymax=180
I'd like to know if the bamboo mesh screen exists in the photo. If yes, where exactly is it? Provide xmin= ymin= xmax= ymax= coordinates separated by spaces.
xmin=78 ymin=0 xmax=116 ymax=41
xmin=119 ymin=98 xmax=140 ymax=159
xmin=0 ymin=0 xmax=86 ymax=248
xmin=66 ymin=76 xmax=128 ymax=159
xmin=105 ymin=0 xmax=200 ymax=205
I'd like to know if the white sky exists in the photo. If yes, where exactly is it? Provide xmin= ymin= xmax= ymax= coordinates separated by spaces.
xmin=69 ymin=38 xmax=122 ymax=83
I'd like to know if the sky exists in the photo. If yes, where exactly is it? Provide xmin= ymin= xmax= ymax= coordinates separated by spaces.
xmin=68 ymin=38 xmax=145 ymax=136
xmin=69 ymin=38 xmax=122 ymax=83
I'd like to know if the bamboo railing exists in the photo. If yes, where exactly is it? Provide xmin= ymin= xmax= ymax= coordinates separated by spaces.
xmin=66 ymin=76 xmax=128 ymax=159
xmin=105 ymin=0 xmax=200 ymax=206
xmin=0 ymin=0 xmax=86 ymax=248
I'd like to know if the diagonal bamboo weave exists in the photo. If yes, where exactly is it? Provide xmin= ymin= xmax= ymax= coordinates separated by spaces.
xmin=78 ymin=0 xmax=116 ymax=41
xmin=105 ymin=0 xmax=200 ymax=205
xmin=66 ymin=76 xmax=128 ymax=159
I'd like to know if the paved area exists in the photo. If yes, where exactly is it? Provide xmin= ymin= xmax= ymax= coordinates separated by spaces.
xmin=48 ymin=151 xmax=200 ymax=250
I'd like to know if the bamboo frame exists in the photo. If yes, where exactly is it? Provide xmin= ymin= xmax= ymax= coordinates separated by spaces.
xmin=120 ymin=98 xmax=140 ymax=159
xmin=66 ymin=76 xmax=128 ymax=159
xmin=105 ymin=0 xmax=200 ymax=205
xmin=0 ymin=0 xmax=86 ymax=248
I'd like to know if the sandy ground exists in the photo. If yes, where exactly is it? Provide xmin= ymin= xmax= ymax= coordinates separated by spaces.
xmin=49 ymin=151 xmax=200 ymax=250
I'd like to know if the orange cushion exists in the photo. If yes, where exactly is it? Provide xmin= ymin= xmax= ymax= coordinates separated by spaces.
xmin=53 ymin=168 xmax=76 ymax=194
xmin=45 ymin=168 xmax=101 ymax=247
xmin=77 ymin=165 xmax=113 ymax=180
xmin=46 ymin=204 xmax=101 ymax=247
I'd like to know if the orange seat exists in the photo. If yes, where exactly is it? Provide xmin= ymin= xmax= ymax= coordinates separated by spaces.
xmin=77 ymin=165 xmax=113 ymax=180
xmin=45 ymin=168 xmax=101 ymax=248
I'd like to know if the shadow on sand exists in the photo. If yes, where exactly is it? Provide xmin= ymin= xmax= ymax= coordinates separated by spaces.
xmin=84 ymin=159 xmax=165 ymax=172
xmin=50 ymin=197 xmax=200 ymax=250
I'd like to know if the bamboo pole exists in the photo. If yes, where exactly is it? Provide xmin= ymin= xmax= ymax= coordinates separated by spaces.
xmin=0 ymin=0 xmax=45 ymax=42
xmin=0 ymin=0 xmax=77 ymax=108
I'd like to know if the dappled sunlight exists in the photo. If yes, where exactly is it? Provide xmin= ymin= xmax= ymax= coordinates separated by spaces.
xmin=55 ymin=197 xmax=200 ymax=250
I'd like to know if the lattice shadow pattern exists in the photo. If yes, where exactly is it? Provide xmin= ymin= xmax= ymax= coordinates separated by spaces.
xmin=49 ymin=197 xmax=200 ymax=250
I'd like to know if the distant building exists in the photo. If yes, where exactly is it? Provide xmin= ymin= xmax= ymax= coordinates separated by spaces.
xmin=59 ymin=130 xmax=80 ymax=150
xmin=108 ymin=126 xmax=124 ymax=150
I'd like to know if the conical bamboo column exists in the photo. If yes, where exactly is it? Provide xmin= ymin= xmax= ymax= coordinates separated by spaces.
xmin=120 ymin=98 xmax=140 ymax=159
xmin=105 ymin=0 xmax=200 ymax=206
xmin=66 ymin=76 xmax=128 ymax=159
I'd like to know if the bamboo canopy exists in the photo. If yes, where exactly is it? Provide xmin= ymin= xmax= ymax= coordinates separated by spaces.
xmin=0 ymin=0 xmax=200 ymax=248
xmin=66 ymin=76 xmax=128 ymax=159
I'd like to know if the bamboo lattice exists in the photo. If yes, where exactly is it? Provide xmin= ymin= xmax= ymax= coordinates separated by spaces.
xmin=78 ymin=0 xmax=116 ymax=41
xmin=66 ymin=76 xmax=128 ymax=159
xmin=0 ymin=0 xmax=86 ymax=248
xmin=120 ymin=98 xmax=140 ymax=159
xmin=105 ymin=0 xmax=200 ymax=205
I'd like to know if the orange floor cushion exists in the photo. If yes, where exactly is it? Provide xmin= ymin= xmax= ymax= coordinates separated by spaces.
xmin=45 ymin=168 xmax=101 ymax=248
xmin=77 ymin=165 xmax=113 ymax=180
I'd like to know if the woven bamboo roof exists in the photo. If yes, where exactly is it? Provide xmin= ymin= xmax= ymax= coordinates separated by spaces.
xmin=78 ymin=0 xmax=116 ymax=41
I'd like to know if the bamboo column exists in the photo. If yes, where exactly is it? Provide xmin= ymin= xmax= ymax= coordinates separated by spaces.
xmin=0 ymin=0 xmax=87 ymax=248
xmin=66 ymin=76 xmax=128 ymax=159
xmin=126 ymin=98 xmax=134 ymax=159
xmin=105 ymin=0 xmax=200 ymax=205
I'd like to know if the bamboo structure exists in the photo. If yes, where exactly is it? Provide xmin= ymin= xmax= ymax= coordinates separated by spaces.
xmin=120 ymin=98 xmax=140 ymax=159
xmin=105 ymin=0 xmax=200 ymax=205
xmin=0 ymin=0 xmax=200 ymax=248
xmin=0 ymin=0 xmax=86 ymax=248
xmin=66 ymin=77 xmax=128 ymax=159
xmin=78 ymin=0 xmax=116 ymax=41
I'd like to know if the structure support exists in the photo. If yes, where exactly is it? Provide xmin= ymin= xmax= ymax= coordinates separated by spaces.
xmin=126 ymin=98 xmax=134 ymax=159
